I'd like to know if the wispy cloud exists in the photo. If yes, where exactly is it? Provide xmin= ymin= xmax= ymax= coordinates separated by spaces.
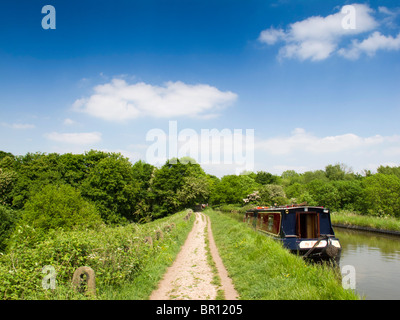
xmin=44 ymin=132 xmax=102 ymax=145
xmin=254 ymin=128 xmax=400 ymax=174
xmin=72 ymin=78 xmax=238 ymax=122
xmin=256 ymin=128 xmax=394 ymax=155
xmin=63 ymin=118 xmax=78 ymax=126
xmin=1 ymin=122 xmax=36 ymax=130
xmin=259 ymin=3 xmax=400 ymax=61
xmin=338 ymin=31 xmax=400 ymax=59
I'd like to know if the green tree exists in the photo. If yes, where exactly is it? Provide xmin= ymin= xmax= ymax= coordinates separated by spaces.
xmin=177 ymin=175 xmax=210 ymax=208
xmin=325 ymin=163 xmax=357 ymax=181
xmin=21 ymin=184 xmax=102 ymax=232
xmin=210 ymin=174 xmax=259 ymax=205
xmin=58 ymin=153 xmax=88 ymax=187
xmin=0 ymin=151 xmax=15 ymax=162
xmin=281 ymin=170 xmax=302 ymax=187
xmin=306 ymin=180 xmax=340 ymax=210
xmin=151 ymin=158 xmax=208 ymax=217
xmin=257 ymin=184 xmax=287 ymax=205
xmin=377 ymin=165 xmax=400 ymax=179
xmin=11 ymin=152 xmax=62 ymax=208
xmin=80 ymin=155 xmax=140 ymax=224
xmin=255 ymin=171 xmax=280 ymax=185
xmin=131 ymin=160 xmax=156 ymax=221
xmin=284 ymin=182 xmax=305 ymax=201
xmin=332 ymin=179 xmax=363 ymax=211
xmin=361 ymin=173 xmax=400 ymax=217
xmin=302 ymin=170 xmax=328 ymax=184
xmin=0 ymin=168 xmax=17 ymax=206
xmin=0 ymin=205 xmax=21 ymax=252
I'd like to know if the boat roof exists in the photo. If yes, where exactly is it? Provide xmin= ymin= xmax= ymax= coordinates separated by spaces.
xmin=246 ymin=205 xmax=328 ymax=212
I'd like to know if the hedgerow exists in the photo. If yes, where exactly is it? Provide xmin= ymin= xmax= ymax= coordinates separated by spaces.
xmin=0 ymin=210 xmax=191 ymax=299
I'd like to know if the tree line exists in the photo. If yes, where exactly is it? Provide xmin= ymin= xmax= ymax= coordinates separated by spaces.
xmin=1 ymin=149 xmax=399 ymax=251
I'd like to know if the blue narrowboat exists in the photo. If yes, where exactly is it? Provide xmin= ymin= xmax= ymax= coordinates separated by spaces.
xmin=244 ymin=205 xmax=341 ymax=264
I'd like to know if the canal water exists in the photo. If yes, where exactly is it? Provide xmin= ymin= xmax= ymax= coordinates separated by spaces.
xmin=335 ymin=227 xmax=400 ymax=300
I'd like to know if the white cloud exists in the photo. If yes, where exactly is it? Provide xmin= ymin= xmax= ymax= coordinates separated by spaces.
xmin=63 ymin=118 xmax=78 ymax=126
xmin=378 ymin=6 xmax=400 ymax=28
xmin=338 ymin=31 xmax=400 ymax=59
xmin=253 ymin=128 xmax=400 ymax=174
xmin=72 ymin=79 xmax=238 ymax=122
xmin=258 ymin=3 xmax=400 ymax=61
xmin=45 ymin=132 xmax=102 ymax=145
xmin=258 ymin=27 xmax=286 ymax=45
xmin=1 ymin=122 xmax=36 ymax=129
xmin=256 ymin=128 xmax=391 ymax=155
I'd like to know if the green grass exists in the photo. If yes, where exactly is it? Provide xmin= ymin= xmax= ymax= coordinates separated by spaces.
xmin=99 ymin=210 xmax=195 ymax=299
xmin=203 ymin=216 xmax=225 ymax=300
xmin=205 ymin=208 xmax=359 ymax=300
xmin=331 ymin=210 xmax=400 ymax=232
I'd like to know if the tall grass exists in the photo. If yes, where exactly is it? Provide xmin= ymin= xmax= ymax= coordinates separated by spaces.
xmin=331 ymin=210 xmax=400 ymax=232
xmin=205 ymin=209 xmax=359 ymax=300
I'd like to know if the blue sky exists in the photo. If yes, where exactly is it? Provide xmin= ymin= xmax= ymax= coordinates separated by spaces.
xmin=0 ymin=0 xmax=399 ymax=177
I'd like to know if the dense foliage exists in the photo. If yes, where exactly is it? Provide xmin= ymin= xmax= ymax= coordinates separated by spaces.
xmin=0 ymin=210 xmax=193 ymax=299
xmin=1 ymin=150 xmax=399 ymax=255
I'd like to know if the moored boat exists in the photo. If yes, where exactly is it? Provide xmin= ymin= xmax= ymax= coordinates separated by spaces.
xmin=244 ymin=205 xmax=341 ymax=264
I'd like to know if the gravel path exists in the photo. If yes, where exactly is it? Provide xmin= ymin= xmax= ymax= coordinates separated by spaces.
xmin=150 ymin=212 xmax=239 ymax=300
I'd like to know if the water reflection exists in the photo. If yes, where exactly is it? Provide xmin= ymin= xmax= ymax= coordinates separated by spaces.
xmin=335 ymin=227 xmax=400 ymax=300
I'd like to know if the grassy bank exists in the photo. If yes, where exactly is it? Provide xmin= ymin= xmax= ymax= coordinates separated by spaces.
xmin=205 ymin=208 xmax=359 ymax=300
xmin=0 ymin=209 xmax=195 ymax=300
xmin=331 ymin=210 xmax=400 ymax=233
xmin=101 ymin=210 xmax=195 ymax=299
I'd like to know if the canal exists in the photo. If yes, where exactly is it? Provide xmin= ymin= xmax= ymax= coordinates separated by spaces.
xmin=335 ymin=227 xmax=400 ymax=300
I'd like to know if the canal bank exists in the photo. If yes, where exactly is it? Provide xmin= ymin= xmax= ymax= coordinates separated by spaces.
xmin=206 ymin=209 xmax=359 ymax=300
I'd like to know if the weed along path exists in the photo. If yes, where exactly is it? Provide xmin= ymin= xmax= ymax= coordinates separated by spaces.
xmin=150 ymin=212 xmax=239 ymax=300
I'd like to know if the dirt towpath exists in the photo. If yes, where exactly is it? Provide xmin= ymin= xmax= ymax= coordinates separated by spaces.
xmin=150 ymin=212 xmax=239 ymax=300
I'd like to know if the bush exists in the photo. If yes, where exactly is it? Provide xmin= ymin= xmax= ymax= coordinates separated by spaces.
xmin=0 ymin=205 xmax=21 ymax=252
xmin=21 ymin=184 xmax=102 ymax=232
xmin=0 ymin=210 xmax=191 ymax=300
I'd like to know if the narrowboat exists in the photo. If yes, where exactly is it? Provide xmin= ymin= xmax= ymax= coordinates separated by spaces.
xmin=244 ymin=205 xmax=341 ymax=264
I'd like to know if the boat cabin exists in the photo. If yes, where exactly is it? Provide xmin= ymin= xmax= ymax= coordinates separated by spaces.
xmin=244 ymin=205 xmax=341 ymax=263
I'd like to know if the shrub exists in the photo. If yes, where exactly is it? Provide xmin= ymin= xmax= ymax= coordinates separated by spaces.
xmin=0 ymin=205 xmax=21 ymax=252
xmin=21 ymin=184 xmax=102 ymax=232
xmin=0 ymin=210 xmax=190 ymax=300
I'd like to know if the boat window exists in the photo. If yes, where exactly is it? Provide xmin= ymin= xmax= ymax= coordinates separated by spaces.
xmin=257 ymin=212 xmax=281 ymax=236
